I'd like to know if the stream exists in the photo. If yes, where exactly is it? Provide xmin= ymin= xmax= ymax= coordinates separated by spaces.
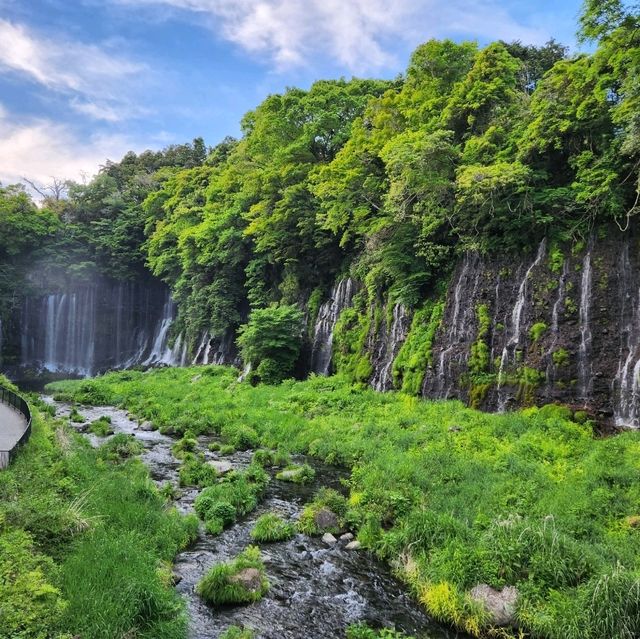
xmin=45 ymin=396 xmax=464 ymax=639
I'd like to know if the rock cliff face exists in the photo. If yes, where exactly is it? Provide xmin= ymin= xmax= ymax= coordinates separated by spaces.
xmin=340 ymin=233 xmax=640 ymax=428
xmin=5 ymin=233 xmax=640 ymax=427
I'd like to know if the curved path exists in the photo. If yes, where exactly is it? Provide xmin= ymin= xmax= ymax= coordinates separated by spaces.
xmin=0 ymin=402 xmax=29 ymax=469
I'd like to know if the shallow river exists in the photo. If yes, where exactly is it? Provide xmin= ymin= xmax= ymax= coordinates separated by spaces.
xmin=45 ymin=396 xmax=466 ymax=639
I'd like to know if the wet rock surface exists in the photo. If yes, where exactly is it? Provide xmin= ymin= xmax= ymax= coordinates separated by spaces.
xmin=45 ymin=396 xmax=462 ymax=639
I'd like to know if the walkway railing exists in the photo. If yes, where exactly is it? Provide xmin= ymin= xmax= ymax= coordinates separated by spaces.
xmin=0 ymin=385 xmax=32 ymax=469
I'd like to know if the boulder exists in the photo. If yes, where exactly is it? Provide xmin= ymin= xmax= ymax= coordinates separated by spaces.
xmin=138 ymin=421 xmax=155 ymax=431
xmin=322 ymin=533 xmax=337 ymax=545
xmin=229 ymin=567 xmax=263 ymax=592
xmin=209 ymin=460 xmax=233 ymax=475
xmin=313 ymin=507 xmax=339 ymax=531
xmin=345 ymin=540 xmax=361 ymax=550
xmin=340 ymin=532 xmax=354 ymax=541
xmin=469 ymin=584 xmax=518 ymax=626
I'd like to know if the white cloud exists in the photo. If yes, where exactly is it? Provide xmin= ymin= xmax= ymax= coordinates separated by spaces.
xmin=112 ymin=0 xmax=549 ymax=72
xmin=0 ymin=19 xmax=146 ymax=120
xmin=0 ymin=107 xmax=142 ymax=191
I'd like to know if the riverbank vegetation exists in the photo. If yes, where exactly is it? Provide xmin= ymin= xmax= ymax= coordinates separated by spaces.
xmin=0 ymin=378 xmax=198 ymax=639
xmin=49 ymin=366 xmax=640 ymax=638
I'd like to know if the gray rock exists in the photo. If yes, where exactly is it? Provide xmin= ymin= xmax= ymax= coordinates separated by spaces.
xmin=229 ymin=567 xmax=263 ymax=592
xmin=469 ymin=584 xmax=518 ymax=626
xmin=322 ymin=533 xmax=337 ymax=545
xmin=313 ymin=507 xmax=339 ymax=531
xmin=345 ymin=540 xmax=361 ymax=550
xmin=340 ymin=532 xmax=354 ymax=541
xmin=209 ymin=460 xmax=233 ymax=474
xmin=138 ymin=421 xmax=155 ymax=431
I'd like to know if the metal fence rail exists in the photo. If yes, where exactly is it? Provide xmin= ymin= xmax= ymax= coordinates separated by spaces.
xmin=0 ymin=385 xmax=32 ymax=468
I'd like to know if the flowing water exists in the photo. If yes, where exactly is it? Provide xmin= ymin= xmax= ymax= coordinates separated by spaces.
xmin=613 ymin=244 xmax=640 ymax=427
xmin=45 ymin=396 xmax=463 ymax=639
xmin=496 ymin=239 xmax=546 ymax=410
xmin=21 ymin=281 xmax=178 ymax=375
xmin=371 ymin=304 xmax=410 ymax=392
xmin=577 ymin=245 xmax=593 ymax=402
xmin=310 ymin=279 xmax=357 ymax=376
xmin=545 ymin=259 xmax=569 ymax=391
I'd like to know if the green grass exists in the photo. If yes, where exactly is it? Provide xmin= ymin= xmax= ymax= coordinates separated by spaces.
xmin=251 ymin=513 xmax=296 ymax=542
xmin=48 ymin=366 xmax=640 ymax=638
xmin=193 ymin=465 xmax=269 ymax=535
xmin=196 ymin=546 xmax=268 ymax=606
xmin=0 ymin=395 xmax=198 ymax=639
xmin=275 ymin=463 xmax=315 ymax=484
xmin=87 ymin=416 xmax=113 ymax=436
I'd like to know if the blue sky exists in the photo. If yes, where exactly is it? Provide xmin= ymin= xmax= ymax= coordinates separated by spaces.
xmin=0 ymin=0 xmax=585 ymax=190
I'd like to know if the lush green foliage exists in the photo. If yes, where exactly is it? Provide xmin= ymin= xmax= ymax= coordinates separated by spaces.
xmin=3 ymin=2 xmax=638 ymax=379
xmin=196 ymin=546 xmax=268 ymax=606
xmin=50 ymin=367 xmax=640 ymax=637
xmin=0 ymin=398 xmax=198 ymax=639
xmin=250 ymin=513 xmax=296 ymax=542
xmin=193 ymin=465 xmax=268 ymax=534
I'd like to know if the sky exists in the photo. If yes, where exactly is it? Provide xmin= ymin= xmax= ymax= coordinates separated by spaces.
xmin=0 ymin=0 xmax=586 ymax=191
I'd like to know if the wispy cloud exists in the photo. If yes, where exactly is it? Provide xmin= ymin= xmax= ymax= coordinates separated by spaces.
xmin=0 ymin=106 xmax=143 ymax=189
xmin=0 ymin=18 xmax=146 ymax=121
xmin=111 ymin=0 xmax=549 ymax=72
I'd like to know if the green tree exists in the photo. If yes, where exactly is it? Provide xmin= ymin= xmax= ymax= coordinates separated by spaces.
xmin=236 ymin=305 xmax=304 ymax=384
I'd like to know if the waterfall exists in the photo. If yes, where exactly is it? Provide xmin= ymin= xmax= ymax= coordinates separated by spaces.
xmin=496 ymin=239 xmax=546 ymax=409
xmin=429 ymin=253 xmax=482 ymax=399
xmin=310 ymin=278 xmax=356 ymax=375
xmin=577 ymin=244 xmax=593 ymax=401
xmin=435 ymin=255 xmax=471 ymax=396
xmin=613 ymin=244 xmax=640 ymax=427
xmin=545 ymin=259 xmax=569 ymax=390
xmin=40 ymin=289 xmax=97 ymax=375
xmin=370 ymin=304 xmax=410 ymax=392
xmin=192 ymin=333 xmax=210 ymax=365
xmin=143 ymin=296 xmax=178 ymax=366
xmin=19 ymin=279 xmax=183 ymax=376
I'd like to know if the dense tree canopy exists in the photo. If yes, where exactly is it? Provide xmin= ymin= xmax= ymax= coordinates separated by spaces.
xmin=1 ymin=0 xmax=638 ymax=366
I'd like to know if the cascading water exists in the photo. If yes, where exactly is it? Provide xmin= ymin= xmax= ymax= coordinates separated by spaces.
xmin=427 ymin=253 xmax=482 ymax=399
xmin=496 ymin=239 xmax=546 ymax=410
xmin=20 ymin=279 xmax=181 ymax=376
xmin=38 ymin=289 xmax=97 ymax=376
xmin=613 ymin=244 xmax=640 ymax=427
xmin=370 ymin=304 xmax=410 ymax=392
xmin=310 ymin=279 xmax=356 ymax=375
xmin=143 ymin=296 xmax=179 ymax=366
xmin=577 ymin=244 xmax=593 ymax=402
xmin=545 ymin=259 xmax=569 ymax=390
xmin=434 ymin=255 xmax=470 ymax=397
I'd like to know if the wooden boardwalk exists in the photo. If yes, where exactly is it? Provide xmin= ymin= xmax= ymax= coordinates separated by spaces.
xmin=0 ymin=402 xmax=29 ymax=469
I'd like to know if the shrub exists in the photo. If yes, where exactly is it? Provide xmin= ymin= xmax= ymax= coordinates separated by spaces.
xmin=172 ymin=431 xmax=198 ymax=458
xmin=68 ymin=407 xmax=85 ymax=423
xmin=179 ymin=453 xmax=218 ymax=488
xmin=88 ymin=416 xmax=113 ymax=437
xmin=298 ymin=488 xmax=347 ymax=535
xmin=276 ymin=463 xmax=315 ymax=484
xmin=98 ymin=434 xmax=144 ymax=462
xmin=221 ymin=424 xmax=260 ymax=450
xmin=237 ymin=304 xmax=304 ymax=384
xmin=251 ymin=513 xmax=296 ymax=542
xmin=196 ymin=546 xmax=268 ymax=606
xmin=252 ymin=448 xmax=291 ymax=468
